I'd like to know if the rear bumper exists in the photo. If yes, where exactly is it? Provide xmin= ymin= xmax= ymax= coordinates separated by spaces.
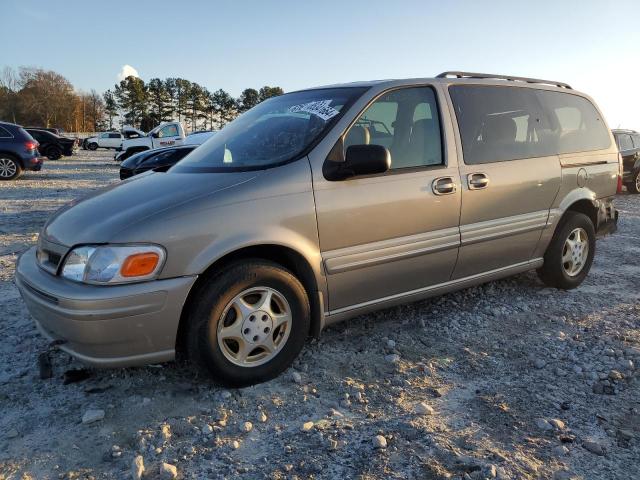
xmin=24 ymin=156 xmax=44 ymax=171
xmin=15 ymin=247 xmax=197 ymax=367
xmin=596 ymin=198 xmax=618 ymax=238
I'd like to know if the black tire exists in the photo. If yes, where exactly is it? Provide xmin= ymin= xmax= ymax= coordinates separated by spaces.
xmin=185 ymin=260 xmax=310 ymax=387
xmin=0 ymin=155 xmax=23 ymax=181
xmin=627 ymin=170 xmax=640 ymax=194
xmin=46 ymin=145 xmax=62 ymax=160
xmin=87 ymin=142 xmax=98 ymax=151
xmin=537 ymin=211 xmax=596 ymax=290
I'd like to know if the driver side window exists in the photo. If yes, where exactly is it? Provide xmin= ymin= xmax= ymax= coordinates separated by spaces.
xmin=344 ymin=87 xmax=443 ymax=170
xmin=158 ymin=124 xmax=179 ymax=138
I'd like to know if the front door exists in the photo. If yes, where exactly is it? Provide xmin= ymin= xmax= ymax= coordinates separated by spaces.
xmin=447 ymin=84 xmax=561 ymax=279
xmin=313 ymin=86 xmax=461 ymax=312
xmin=153 ymin=124 xmax=182 ymax=148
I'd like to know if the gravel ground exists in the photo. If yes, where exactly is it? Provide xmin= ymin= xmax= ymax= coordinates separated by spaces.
xmin=0 ymin=150 xmax=639 ymax=480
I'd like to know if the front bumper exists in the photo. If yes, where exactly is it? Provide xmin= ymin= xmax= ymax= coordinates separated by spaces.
xmin=15 ymin=247 xmax=197 ymax=367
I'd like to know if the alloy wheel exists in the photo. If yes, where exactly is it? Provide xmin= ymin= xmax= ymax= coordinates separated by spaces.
xmin=0 ymin=158 xmax=17 ymax=178
xmin=562 ymin=227 xmax=589 ymax=277
xmin=217 ymin=287 xmax=292 ymax=367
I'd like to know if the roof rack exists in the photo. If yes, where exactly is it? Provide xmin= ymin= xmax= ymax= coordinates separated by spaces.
xmin=436 ymin=71 xmax=572 ymax=89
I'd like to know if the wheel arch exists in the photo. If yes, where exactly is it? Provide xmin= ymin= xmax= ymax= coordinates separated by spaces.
xmin=175 ymin=243 xmax=324 ymax=356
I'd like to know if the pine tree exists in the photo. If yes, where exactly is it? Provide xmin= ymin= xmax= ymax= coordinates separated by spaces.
xmin=103 ymin=89 xmax=118 ymax=130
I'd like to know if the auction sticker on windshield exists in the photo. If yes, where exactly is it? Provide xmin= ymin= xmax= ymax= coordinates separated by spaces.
xmin=289 ymin=100 xmax=339 ymax=121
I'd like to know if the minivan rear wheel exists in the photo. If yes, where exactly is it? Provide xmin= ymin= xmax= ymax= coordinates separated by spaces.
xmin=537 ymin=211 xmax=595 ymax=290
xmin=185 ymin=260 xmax=310 ymax=387
xmin=0 ymin=155 xmax=22 ymax=180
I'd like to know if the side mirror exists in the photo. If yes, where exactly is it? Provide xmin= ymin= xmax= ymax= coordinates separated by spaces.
xmin=325 ymin=144 xmax=390 ymax=180
xmin=151 ymin=132 xmax=159 ymax=138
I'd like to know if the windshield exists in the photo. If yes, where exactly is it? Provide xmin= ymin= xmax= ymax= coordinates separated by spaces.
xmin=172 ymin=87 xmax=367 ymax=172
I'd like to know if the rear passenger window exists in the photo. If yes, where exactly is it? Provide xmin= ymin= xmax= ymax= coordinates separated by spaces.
xmin=537 ymin=90 xmax=611 ymax=154
xmin=343 ymin=87 xmax=443 ymax=170
xmin=618 ymin=134 xmax=634 ymax=151
xmin=449 ymin=85 xmax=611 ymax=164
xmin=0 ymin=126 xmax=11 ymax=138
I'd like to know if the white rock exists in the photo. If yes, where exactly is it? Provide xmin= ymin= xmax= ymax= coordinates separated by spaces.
xmin=415 ymin=402 xmax=435 ymax=415
xmin=242 ymin=421 xmax=253 ymax=432
xmin=132 ymin=455 xmax=145 ymax=480
xmin=202 ymin=424 xmax=213 ymax=435
xmin=291 ymin=371 xmax=302 ymax=384
xmin=553 ymin=445 xmax=569 ymax=456
xmin=258 ymin=411 xmax=268 ymax=423
xmin=386 ymin=339 xmax=396 ymax=349
xmin=583 ymin=440 xmax=605 ymax=456
xmin=159 ymin=462 xmax=178 ymax=480
xmin=535 ymin=418 xmax=553 ymax=431
xmin=232 ymin=440 xmax=240 ymax=449
xmin=82 ymin=409 xmax=105 ymax=424
xmin=373 ymin=435 xmax=387 ymax=449
xmin=385 ymin=354 xmax=401 ymax=363
xmin=301 ymin=421 xmax=314 ymax=432
xmin=548 ymin=418 xmax=566 ymax=430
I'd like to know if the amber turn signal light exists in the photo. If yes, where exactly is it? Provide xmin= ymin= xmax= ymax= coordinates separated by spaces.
xmin=120 ymin=252 xmax=160 ymax=277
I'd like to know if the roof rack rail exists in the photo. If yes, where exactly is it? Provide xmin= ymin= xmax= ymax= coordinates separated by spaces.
xmin=436 ymin=71 xmax=572 ymax=89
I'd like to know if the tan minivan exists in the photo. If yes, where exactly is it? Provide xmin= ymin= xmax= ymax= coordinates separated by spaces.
xmin=16 ymin=72 xmax=619 ymax=386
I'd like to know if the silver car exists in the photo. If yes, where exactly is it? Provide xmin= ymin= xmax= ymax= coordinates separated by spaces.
xmin=15 ymin=72 xmax=619 ymax=386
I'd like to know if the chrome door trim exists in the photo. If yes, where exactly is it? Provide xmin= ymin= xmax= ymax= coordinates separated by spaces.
xmin=324 ymin=258 xmax=543 ymax=320
xmin=323 ymin=227 xmax=460 ymax=274
xmin=460 ymin=210 xmax=549 ymax=246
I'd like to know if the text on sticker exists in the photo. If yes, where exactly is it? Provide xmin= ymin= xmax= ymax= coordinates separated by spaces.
xmin=289 ymin=100 xmax=339 ymax=121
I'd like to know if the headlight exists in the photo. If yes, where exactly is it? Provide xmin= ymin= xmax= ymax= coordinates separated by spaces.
xmin=61 ymin=244 xmax=166 ymax=284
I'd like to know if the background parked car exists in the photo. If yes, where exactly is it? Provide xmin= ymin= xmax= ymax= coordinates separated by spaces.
xmin=25 ymin=128 xmax=75 ymax=160
xmin=119 ymin=145 xmax=197 ymax=179
xmin=115 ymin=121 xmax=186 ymax=162
xmin=0 ymin=121 xmax=43 ymax=180
xmin=84 ymin=132 xmax=123 ymax=150
xmin=25 ymin=127 xmax=62 ymax=136
xmin=612 ymin=129 xmax=640 ymax=193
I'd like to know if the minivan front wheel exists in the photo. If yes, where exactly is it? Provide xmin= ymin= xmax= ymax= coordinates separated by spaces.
xmin=537 ymin=211 xmax=595 ymax=290
xmin=186 ymin=260 xmax=310 ymax=386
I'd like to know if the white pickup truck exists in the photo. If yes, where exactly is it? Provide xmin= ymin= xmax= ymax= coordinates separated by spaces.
xmin=115 ymin=122 xmax=186 ymax=161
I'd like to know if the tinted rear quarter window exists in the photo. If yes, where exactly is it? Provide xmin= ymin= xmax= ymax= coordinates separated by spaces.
xmin=0 ymin=126 xmax=12 ymax=138
xmin=449 ymin=85 xmax=610 ymax=164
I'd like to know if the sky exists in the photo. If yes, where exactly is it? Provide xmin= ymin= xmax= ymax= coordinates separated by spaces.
xmin=1 ymin=0 xmax=639 ymax=130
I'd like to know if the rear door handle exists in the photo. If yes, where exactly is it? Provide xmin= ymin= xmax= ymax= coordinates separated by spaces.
xmin=432 ymin=176 xmax=457 ymax=195
xmin=468 ymin=173 xmax=489 ymax=190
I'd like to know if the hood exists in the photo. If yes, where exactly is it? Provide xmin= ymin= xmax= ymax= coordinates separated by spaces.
xmin=43 ymin=170 xmax=260 ymax=246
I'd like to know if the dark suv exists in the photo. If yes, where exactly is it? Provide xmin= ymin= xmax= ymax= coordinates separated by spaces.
xmin=612 ymin=129 xmax=640 ymax=193
xmin=0 ymin=122 xmax=43 ymax=180
xmin=25 ymin=128 xmax=75 ymax=160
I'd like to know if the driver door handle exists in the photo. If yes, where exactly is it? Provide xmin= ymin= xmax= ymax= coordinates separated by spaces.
xmin=468 ymin=172 xmax=490 ymax=190
xmin=432 ymin=176 xmax=457 ymax=195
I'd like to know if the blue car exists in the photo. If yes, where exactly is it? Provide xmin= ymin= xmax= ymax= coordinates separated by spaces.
xmin=0 ymin=121 xmax=43 ymax=180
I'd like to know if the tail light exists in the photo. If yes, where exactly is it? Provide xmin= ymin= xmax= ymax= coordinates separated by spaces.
xmin=616 ymin=152 xmax=623 ymax=194
xmin=25 ymin=141 xmax=38 ymax=152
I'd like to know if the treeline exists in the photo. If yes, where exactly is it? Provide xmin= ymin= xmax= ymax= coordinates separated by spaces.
xmin=107 ymin=76 xmax=283 ymax=132
xmin=0 ymin=67 xmax=105 ymax=132
xmin=0 ymin=66 xmax=284 ymax=133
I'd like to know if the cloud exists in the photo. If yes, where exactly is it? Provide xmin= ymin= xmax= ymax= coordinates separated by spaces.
xmin=117 ymin=65 xmax=139 ymax=81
